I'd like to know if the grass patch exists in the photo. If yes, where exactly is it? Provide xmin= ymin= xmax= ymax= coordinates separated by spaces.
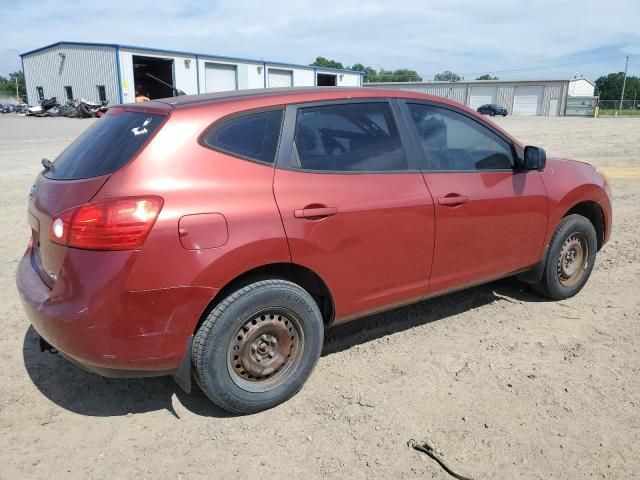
xmin=598 ymin=108 xmax=640 ymax=117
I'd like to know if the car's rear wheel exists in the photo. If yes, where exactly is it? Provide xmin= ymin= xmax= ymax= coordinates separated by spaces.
xmin=192 ymin=279 xmax=324 ymax=414
xmin=533 ymin=214 xmax=597 ymax=300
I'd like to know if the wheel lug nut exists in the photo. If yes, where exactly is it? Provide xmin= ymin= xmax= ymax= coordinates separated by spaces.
xmin=268 ymin=353 xmax=274 ymax=359
xmin=261 ymin=334 xmax=268 ymax=341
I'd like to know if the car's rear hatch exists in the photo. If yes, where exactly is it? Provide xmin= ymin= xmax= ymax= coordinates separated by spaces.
xmin=28 ymin=105 xmax=170 ymax=288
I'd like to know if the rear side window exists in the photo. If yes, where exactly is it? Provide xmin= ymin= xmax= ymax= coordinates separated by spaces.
xmin=291 ymin=102 xmax=407 ymax=172
xmin=45 ymin=112 xmax=163 ymax=180
xmin=204 ymin=109 xmax=283 ymax=164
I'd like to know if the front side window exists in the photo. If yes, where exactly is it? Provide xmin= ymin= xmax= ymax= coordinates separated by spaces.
xmin=291 ymin=102 xmax=407 ymax=172
xmin=204 ymin=109 xmax=283 ymax=164
xmin=407 ymin=103 xmax=514 ymax=171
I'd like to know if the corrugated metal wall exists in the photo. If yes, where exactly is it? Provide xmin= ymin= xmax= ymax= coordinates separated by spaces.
xmin=542 ymin=83 xmax=565 ymax=116
xmin=368 ymin=82 xmax=468 ymax=103
xmin=365 ymin=81 xmax=570 ymax=116
xmin=496 ymin=86 xmax=513 ymax=111
xmin=22 ymin=44 xmax=119 ymax=105
xmin=23 ymin=43 xmax=364 ymax=105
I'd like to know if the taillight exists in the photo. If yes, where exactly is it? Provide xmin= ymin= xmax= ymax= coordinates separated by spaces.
xmin=49 ymin=196 xmax=163 ymax=250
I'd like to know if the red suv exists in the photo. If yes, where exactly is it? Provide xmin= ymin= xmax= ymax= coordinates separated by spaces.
xmin=17 ymin=88 xmax=612 ymax=413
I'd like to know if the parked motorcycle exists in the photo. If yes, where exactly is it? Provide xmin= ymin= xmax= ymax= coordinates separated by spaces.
xmin=26 ymin=97 xmax=58 ymax=116
xmin=25 ymin=97 xmax=108 ymax=118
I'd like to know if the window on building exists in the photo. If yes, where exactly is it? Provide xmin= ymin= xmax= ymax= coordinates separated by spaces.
xmin=291 ymin=102 xmax=407 ymax=172
xmin=97 ymin=85 xmax=107 ymax=103
xmin=36 ymin=87 xmax=44 ymax=101
xmin=64 ymin=86 xmax=73 ymax=101
xmin=406 ymin=103 xmax=514 ymax=171
xmin=203 ymin=109 xmax=284 ymax=164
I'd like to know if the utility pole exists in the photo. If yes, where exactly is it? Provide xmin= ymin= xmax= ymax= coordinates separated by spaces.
xmin=619 ymin=55 xmax=629 ymax=114
xmin=15 ymin=76 xmax=19 ymax=101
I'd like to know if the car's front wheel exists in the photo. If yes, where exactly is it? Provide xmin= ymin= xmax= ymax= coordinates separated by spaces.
xmin=534 ymin=214 xmax=597 ymax=300
xmin=192 ymin=279 xmax=324 ymax=414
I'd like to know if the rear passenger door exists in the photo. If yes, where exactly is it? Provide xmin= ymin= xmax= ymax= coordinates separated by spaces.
xmin=402 ymin=101 xmax=548 ymax=295
xmin=273 ymin=100 xmax=435 ymax=324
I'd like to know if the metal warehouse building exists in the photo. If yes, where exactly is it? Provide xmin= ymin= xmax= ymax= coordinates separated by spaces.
xmin=21 ymin=41 xmax=364 ymax=105
xmin=365 ymin=78 xmax=595 ymax=116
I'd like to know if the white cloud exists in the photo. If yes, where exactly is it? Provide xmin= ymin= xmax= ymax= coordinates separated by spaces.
xmin=1 ymin=0 xmax=638 ymax=79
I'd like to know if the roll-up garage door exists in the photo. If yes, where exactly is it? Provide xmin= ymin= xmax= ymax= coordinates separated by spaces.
xmin=469 ymin=86 xmax=497 ymax=109
xmin=205 ymin=63 xmax=237 ymax=93
xmin=268 ymin=69 xmax=293 ymax=88
xmin=512 ymin=86 xmax=544 ymax=115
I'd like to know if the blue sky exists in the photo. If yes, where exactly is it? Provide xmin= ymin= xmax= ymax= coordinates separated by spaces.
xmin=1 ymin=0 xmax=639 ymax=80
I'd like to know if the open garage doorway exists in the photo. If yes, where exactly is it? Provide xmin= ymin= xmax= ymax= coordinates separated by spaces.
xmin=133 ymin=55 xmax=175 ymax=100
xmin=316 ymin=73 xmax=337 ymax=86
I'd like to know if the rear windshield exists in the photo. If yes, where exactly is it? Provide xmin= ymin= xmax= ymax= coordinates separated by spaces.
xmin=44 ymin=112 xmax=164 ymax=180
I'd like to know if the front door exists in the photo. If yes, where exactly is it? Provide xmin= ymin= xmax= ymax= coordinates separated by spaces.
xmin=273 ymin=100 xmax=435 ymax=323
xmin=403 ymin=102 xmax=548 ymax=295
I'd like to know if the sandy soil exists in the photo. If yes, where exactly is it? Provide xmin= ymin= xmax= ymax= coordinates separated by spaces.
xmin=0 ymin=114 xmax=638 ymax=480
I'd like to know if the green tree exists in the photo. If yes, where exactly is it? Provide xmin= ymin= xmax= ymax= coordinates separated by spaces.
xmin=365 ymin=68 xmax=421 ymax=82
xmin=310 ymin=56 xmax=344 ymax=70
xmin=434 ymin=70 xmax=461 ymax=82
xmin=0 ymin=71 xmax=25 ymax=100
xmin=349 ymin=63 xmax=378 ymax=82
xmin=312 ymin=58 xmax=421 ymax=83
xmin=595 ymin=72 xmax=640 ymax=100
xmin=476 ymin=74 xmax=498 ymax=80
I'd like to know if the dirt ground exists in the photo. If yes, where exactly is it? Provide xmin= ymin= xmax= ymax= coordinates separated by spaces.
xmin=0 ymin=114 xmax=638 ymax=480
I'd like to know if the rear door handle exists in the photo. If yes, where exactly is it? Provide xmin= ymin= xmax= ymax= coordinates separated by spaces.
xmin=438 ymin=195 xmax=469 ymax=206
xmin=294 ymin=206 xmax=338 ymax=219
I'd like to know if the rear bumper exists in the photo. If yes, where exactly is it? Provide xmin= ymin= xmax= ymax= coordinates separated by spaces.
xmin=16 ymin=245 xmax=216 ymax=376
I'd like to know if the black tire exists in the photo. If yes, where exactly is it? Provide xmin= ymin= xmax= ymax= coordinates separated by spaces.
xmin=192 ymin=279 xmax=324 ymax=414
xmin=534 ymin=214 xmax=597 ymax=300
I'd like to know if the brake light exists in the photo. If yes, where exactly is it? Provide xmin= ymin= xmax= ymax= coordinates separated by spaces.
xmin=49 ymin=196 xmax=163 ymax=250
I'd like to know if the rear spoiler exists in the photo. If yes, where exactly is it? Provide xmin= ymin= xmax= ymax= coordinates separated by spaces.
xmin=107 ymin=102 xmax=174 ymax=116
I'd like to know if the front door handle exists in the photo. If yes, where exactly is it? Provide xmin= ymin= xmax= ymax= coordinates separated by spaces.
xmin=438 ymin=195 xmax=469 ymax=206
xmin=294 ymin=206 xmax=338 ymax=219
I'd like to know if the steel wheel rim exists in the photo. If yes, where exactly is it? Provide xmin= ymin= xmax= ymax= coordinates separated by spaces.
xmin=227 ymin=308 xmax=304 ymax=393
xmin=557 ymin=232 xmax=589 ymax=287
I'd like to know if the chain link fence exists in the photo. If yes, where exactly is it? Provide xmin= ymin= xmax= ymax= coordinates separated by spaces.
xmin=597 ymin=99 xmax=640 ymax=117
xmin=566 ymin=97 xmax=598 ymax=116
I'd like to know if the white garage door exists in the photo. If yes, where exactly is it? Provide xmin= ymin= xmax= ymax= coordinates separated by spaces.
xmin=469 ymin=86 xmax=497 ymax=110
xmin=512 ymin=86 xmax=544 ymax=115
xmin=268 ymin=69 xmax=293 ymax=88
xmin=205 ymin=63 xmax=237 ymax=93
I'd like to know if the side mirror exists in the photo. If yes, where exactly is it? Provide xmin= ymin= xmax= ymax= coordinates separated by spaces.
xmin=524 ymin=146 xmax=546 ymax=171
